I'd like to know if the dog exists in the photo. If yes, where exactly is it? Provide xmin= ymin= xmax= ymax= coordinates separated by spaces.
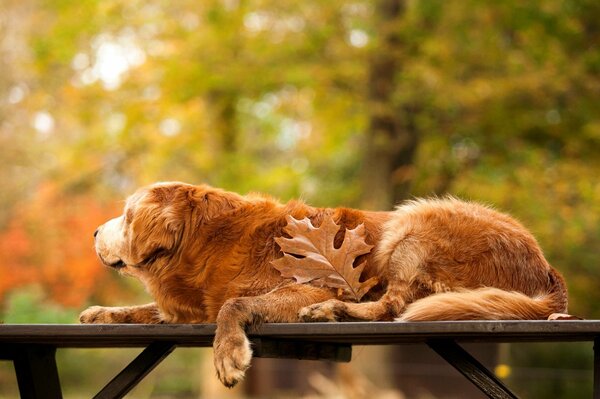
xmin=80 ymin=181 xmax=568 ymax=387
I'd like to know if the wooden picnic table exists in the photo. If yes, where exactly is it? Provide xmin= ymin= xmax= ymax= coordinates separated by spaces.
xmin=1 ymin=321 xmax=600 ymax=399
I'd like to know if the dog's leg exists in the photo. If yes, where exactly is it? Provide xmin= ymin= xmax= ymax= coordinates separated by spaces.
xmin=213 ymin=284 xmax=335 ymax=388
xmin=300 ymin=238 xmax=427 ymax=322
xmin=79 ymin=303 xmax=162 ymax=324
xmin=299 ymin=283 xmax=412 ymax=322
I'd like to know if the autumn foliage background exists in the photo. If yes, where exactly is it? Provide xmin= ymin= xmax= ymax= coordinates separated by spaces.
xmin=1 ymin=0 xmax=600 ymax=398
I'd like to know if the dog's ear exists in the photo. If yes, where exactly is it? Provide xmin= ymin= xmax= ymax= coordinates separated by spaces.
xmin=126 ymin=186 xmax=187 ymax=266
xmin=190 ymin=186 xmax=246 ymax=221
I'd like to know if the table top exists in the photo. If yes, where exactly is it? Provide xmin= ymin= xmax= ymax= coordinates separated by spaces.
xmin=1 ymin=321 xmax=600 ymax=348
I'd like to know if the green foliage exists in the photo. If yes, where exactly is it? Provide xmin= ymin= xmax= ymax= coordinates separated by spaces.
xmin=508 ymin=342 xmax=593 ymax=398
xmin=2 ymin=286 xmax=78 ymax=324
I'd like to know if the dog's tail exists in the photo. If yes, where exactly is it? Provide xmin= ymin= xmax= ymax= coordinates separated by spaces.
xmin=398 ymin=270 xmax=568 ymax=321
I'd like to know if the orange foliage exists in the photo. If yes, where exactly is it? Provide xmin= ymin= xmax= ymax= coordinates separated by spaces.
xmin=0 ymin=183 xmax=130 ymax=308
xmin=0 ymin=217 xmax=36 ymax=297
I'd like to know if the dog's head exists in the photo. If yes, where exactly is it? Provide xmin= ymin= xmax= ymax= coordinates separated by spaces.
xmin=94 ymin=182 xmax=243 ymax=275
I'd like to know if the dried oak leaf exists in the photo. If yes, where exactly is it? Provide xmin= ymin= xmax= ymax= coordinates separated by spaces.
xmin=272 ymin=215 xmax=378 ymax=302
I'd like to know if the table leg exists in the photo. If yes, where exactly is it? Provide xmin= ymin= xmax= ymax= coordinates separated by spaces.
xmin=594 ymin=337 xmax=600 ymax=399
xmin=93 ymin=341 xmax=176 ymax=399
xmin=428 ymin=339 xmax=518 ymax=399
xmin=11 ymin=345 xmax=62 ymax=399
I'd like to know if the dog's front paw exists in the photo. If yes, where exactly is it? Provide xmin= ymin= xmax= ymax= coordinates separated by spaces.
xmin=299 ymin=300 xmax=345 ymax=322
xmin=79 ymin=306 xmax=117 ymax=323
xmin=213 ymin=328 xmax=252 ymax=388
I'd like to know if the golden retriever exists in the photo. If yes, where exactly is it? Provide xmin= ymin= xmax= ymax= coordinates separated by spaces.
xmin=80 ymin=182 xmax=568 ymax=387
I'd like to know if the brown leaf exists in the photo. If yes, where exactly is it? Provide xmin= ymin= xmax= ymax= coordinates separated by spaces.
xmin=272 ymin=215 xmax=378 ymax=301
xmin=547 ymin=313 xmax=584 ymax=320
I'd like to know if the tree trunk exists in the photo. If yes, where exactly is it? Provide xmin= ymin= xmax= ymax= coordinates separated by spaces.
xmin=207 ymin=90 xmax=241 ymax=186
xmin=209 ymin=90 xmax=238 ymax=154
xmin=361 ymin=0 xmax=419 ymax=210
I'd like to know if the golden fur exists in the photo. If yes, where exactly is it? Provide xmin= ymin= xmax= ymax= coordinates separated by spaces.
xmin=80 ymin=182 xmax=568 ymax=387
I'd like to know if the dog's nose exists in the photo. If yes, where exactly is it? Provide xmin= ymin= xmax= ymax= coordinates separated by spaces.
xmin=93 ymin=229 xmax=99 ymax=238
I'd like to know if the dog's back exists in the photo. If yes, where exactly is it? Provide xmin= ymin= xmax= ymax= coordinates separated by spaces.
xmin=374 ymin=197 xmax=568 ymax=321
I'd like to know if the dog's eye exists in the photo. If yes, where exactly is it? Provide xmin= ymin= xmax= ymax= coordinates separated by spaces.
xmin=141 ymin=247 xmax=169 ymax=265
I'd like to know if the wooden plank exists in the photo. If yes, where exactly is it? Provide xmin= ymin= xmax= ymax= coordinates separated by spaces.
xmin=0 ymin=323 xmax=598 ymax=398
xmin=428 ymin=339 xmax=517 ymax=399
xmin=93 ymin=342 xmax=176 ymax=399
xmin=0 ymin=324 xmax=216 ymax=347
xmin=11 ymin=345 xmax=62 ymax=399
xmin=1 ymin=321 xmax=600 ymax=347
xmin=252 ymin=338 xmax=351 ymax=362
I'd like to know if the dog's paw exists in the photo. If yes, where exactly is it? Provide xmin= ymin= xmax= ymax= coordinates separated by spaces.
xmin=299 ymin=300 xmax=345 ymax=322
xmin=213 ymin=328 xmax=252 ymax=388
xmin=79 ymin=306 xmax=118 ymax=323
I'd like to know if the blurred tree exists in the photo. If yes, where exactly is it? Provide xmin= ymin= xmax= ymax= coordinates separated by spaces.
xmin=0 ymin=0 xmax=599 ymax=397
xmin=0 ymin=0 xmax=42 ymax=227
xmin=361 ymin=0 xmax=420 ymax=210
xmin=0 ymin=183 xmax=133 ymax=308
